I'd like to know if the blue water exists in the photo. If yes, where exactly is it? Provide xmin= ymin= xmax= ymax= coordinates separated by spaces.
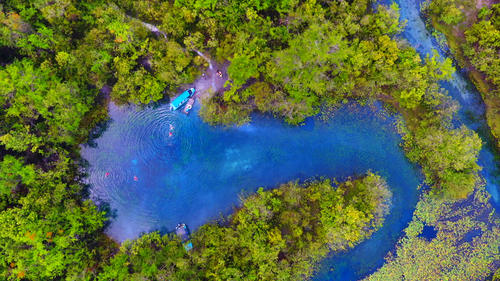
xmin=81 ymin=1 xmax=500 ymax=280
xmin=396 ymin=0 xmax=500 ymax=210
xmin=82 ymin=102 xmax=420 ymax=245
xmin=419 ymin=225 xmax=438 ymax=240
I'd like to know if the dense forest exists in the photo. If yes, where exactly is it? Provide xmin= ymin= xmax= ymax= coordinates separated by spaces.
xmin=0 ymin=0 xmax=498 ymax=280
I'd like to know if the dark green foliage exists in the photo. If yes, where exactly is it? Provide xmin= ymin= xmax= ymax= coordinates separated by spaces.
xmin=0 ymin=153 xmax=107 ymax=280
xmin=0 ymin=59 xmax=92 ymax=152
xmin=0 ymin=155 xmax=35 ymax=197
xmin=0 ymin=1 xmax=199 ymax=105
xmin=191 ymin=0 xmax=454 ymax=124
xmin=0 ymin=57 xmax=108 ymax=278
xmin=99 ymin=232 xmax=196 ymax=280
xmin=0 ymin=0 xmax=494 ymax=279
xmin=198 ymin=95 xmax=252 ymax=126
xmin=99 ymin=173 xmax=392 ymax=280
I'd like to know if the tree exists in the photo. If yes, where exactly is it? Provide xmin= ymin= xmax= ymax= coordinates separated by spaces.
xmin=0 ymin=59 xmax=92 ymax=152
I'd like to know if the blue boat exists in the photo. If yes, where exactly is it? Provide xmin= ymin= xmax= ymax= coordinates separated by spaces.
xmin=170 ymin=88 xmax=195 ymax=111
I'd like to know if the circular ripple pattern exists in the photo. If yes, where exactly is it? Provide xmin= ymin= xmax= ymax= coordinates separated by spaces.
xmin=84 ymin=103 xmax=202 ymax=233
xmin=81 ymin=101 xmax=423 ymax=281
xmin=81 ymin=0 xmax=500 ymax=279
xmin=121 ymin=107 xmax=177 ymax=164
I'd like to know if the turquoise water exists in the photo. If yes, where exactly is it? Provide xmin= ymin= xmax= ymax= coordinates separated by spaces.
xmin=82 ymin=102 xmax=420 ymax=246
xmin=81 ymin=1 xmax=499 ymax=280
xmin=82 ymin=101 xmax=421 ymax=279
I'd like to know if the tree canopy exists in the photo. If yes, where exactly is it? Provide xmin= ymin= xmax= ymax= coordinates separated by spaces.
xmin=99 ymin=174 xmax=392 ymax=280
xmin=0 ymin=0 xmax=494 ymax=279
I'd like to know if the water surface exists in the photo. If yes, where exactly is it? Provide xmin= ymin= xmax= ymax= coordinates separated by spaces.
xmin=82 ymin=1 xmax=500 ymax=280
xmin=82 ymin=102 xmax=420 ymax=246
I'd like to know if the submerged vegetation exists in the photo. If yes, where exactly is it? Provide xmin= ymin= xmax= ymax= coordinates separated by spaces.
xmin=0 ymin=0 xmax=497 ymax=280
xmin=99 ymin=173 xmax=392 ymax=280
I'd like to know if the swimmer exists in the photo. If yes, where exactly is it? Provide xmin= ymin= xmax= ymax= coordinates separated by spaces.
xmin=169 ymin=131 xmax=173 ymax=137
xmin=133 ymin=176 xmax=138 ymax=181
xmin=105 ymin=172 xmax=110 ymax=177
xmin=169 ymin=124 xmax=174 ymax=131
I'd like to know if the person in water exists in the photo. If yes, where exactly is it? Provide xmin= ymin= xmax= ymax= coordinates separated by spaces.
xmin=105 ymin=172 xmax=110 ymax=177
xmin=133 ymin=176 xmax=138 ymax=181
xmin=168 ymin=124 xmax=174 ymax=137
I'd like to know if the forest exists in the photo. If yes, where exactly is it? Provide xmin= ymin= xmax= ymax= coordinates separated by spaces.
xmin=0 ymin=0 xmax=498 ymax=280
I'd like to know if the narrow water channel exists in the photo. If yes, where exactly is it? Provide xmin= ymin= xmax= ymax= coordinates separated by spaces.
xmin=314 ymin=0 xmax=500 ymax=279
xmin=396 ymin=0 xmax=500 ymax=208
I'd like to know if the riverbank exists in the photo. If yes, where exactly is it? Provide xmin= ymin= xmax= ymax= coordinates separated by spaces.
xmin=97 ymin=173 xmax=392 ymax=280
xmin=359 ymin=0 xmax=500 ymax=279
xmin=422 ymin=0 xmax=500 ymax=151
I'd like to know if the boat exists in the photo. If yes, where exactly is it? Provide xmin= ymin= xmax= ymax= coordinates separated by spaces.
xmin=170 ymin=88 xmax=195 ymax=111
xmin=175 ymin=223 xmax=193 ymax=251
xmin=183 ymin=98 xmax=195 ymax=114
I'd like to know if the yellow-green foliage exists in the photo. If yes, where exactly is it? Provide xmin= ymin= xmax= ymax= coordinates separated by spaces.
xmin=206 ymin=0 xmax=454 ymax=125
xmin=401 ymin=124 xmax=482 ymax=199
xmin=366 ymin=186 xmax=500 ymax=281
xmin=99 ymin=173 xmax=392 ymax=280
xmin=424 ymin=0 xmax=472 ymax=25
xmin=0 ymin=0 xmax=495 ymax=279
xmin=424 ymin=1 xmax=500 ymax=149
xmin=463 ymin=4 xmax=500 ymax=96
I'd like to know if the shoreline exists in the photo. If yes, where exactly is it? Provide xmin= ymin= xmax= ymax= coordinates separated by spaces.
xmin=423 ymin=2 xmax=500 ymax=152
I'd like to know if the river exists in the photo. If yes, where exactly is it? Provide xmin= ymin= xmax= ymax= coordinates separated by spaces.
xmin=315 ymin=0 xmax=500 ymax=279
xmin=396 ymin=0 xmax=500 ymax=208
xmin=81 ymin=0 xmax=499 ymax=280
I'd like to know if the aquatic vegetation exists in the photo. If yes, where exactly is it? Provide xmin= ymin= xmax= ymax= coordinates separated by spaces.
xmin=98 ymin=173 xmax=392 ymax=280
xmin=423 ymin=0 xmax=500 ymax=149
xmin=366 ymin=185 xmax=499 ymax=280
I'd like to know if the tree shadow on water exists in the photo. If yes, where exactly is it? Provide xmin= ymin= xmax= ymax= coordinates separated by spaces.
xmin=85 ymin=118 xmax=112 ymax=148
xmin=96 ymin=201 xmax=118 ymax=229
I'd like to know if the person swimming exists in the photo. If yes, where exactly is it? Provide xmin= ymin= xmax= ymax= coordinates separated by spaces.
xmin=133 ymin=176 xmax=138 ymax=181
xmin=169 ymin=124 xmax=174 ymax=131
xmin=105 ymin=172 xmax=110 ymax=177
xmin=169 ymin=131 xmax=173 ymax=137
